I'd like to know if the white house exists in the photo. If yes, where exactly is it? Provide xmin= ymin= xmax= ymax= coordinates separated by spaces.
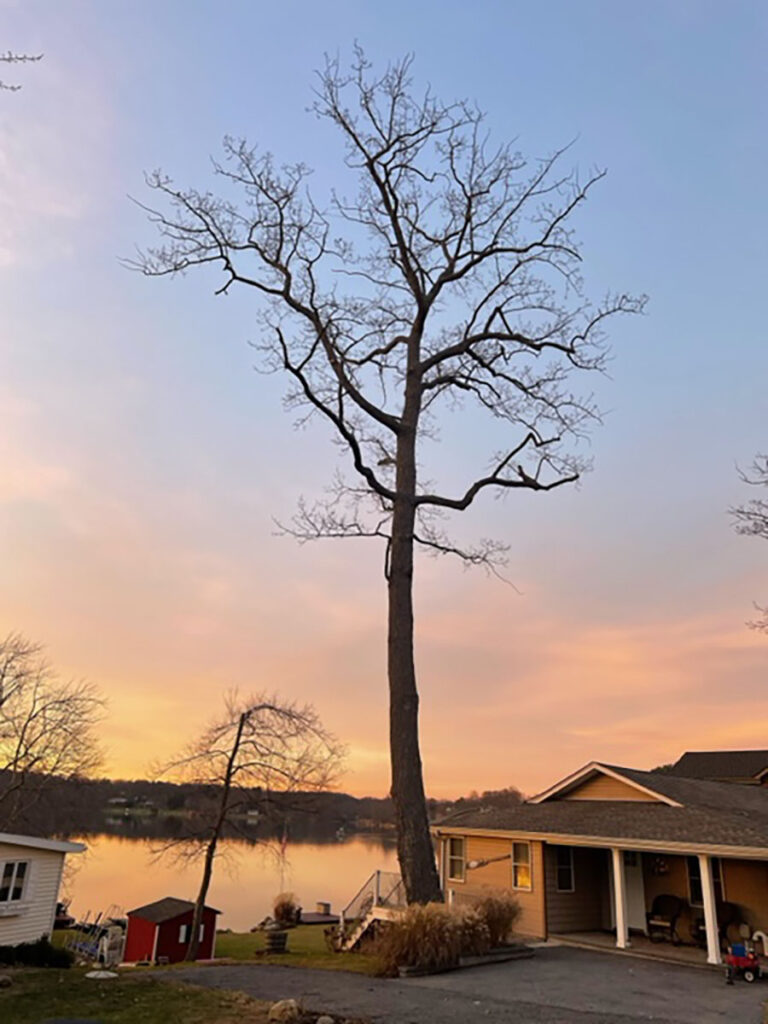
xmin=0 ymin=832 xmax=85 ymax=946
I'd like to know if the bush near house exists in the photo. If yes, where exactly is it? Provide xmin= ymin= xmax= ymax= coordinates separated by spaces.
xmin=373 ymin=891 xmax=521 ymax=975
xmin=0 ymin=937 xmax=73 ymax=968
xmin=374 ymin=903 xmax=463 ymax=975
xmin=471 ymin=891 xmax=521 ymax=947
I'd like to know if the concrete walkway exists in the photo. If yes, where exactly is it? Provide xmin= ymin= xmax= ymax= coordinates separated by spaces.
xmin=173 ymin=945 xmax=766 ymax=1023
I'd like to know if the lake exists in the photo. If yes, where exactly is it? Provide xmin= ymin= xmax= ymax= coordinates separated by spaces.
xmin=65 ymin=832 xmax=399 ymax=932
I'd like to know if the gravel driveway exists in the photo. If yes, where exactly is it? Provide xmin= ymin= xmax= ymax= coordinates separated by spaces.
xmin=173 ymin=946 xmax=766 ymax=1023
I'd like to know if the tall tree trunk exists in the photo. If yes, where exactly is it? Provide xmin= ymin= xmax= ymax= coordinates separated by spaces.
xmin=185 ymin=710 xmax=247 ymax=961
xmin=388 ymin=420 xmax=442 ymax=904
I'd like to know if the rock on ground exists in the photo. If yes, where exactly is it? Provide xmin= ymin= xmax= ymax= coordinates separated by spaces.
xmin=268 ymin=997 xmax=303 ymax=1022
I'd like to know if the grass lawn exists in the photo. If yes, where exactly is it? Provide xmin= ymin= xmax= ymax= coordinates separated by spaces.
xmin=216 ymin=924 xmax=378 ymax=974
xmin=0 ymin=969 xmax=271 ymax=1023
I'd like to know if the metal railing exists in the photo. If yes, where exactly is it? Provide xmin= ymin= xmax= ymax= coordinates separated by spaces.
xmin=339 ymin=869 xmax=406 ymax=934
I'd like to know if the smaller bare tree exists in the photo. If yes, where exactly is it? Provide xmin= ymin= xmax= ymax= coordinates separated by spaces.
xmin=731 ymin=453 xmax=768 ymax=632
xmin=0 ymin=632 xmax=106 ymax=827
xmin=0 ymin=51 xmax=43 ymax=91
xmin=154 ymin=691 xmax=344 ymax=962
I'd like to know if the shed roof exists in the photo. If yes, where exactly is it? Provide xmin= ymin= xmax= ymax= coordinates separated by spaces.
xmin=0 ymin=832 xmax=86 ymax=855
xmin=127 ymin=897 xmax=221 ymax=924
xmin=670 ymin=750 xmax=768 ymax=781
xmin=435 ymin=764 xmax=768 ymax=853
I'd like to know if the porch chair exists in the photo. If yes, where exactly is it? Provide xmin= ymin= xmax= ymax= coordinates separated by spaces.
xmin=646 ymin=894 xmax=685 ymax=945
xmin=692 ymin=900 xmax=742 ymax=949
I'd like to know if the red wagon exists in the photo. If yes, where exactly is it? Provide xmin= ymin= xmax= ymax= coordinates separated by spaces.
xmin=725 ymin=944 xmax=763 ymax=984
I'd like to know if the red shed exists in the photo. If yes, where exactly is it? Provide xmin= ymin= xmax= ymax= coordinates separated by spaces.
xmin=123 ymin=896 xmax=220 ymax=964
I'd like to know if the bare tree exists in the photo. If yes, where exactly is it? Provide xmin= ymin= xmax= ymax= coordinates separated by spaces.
xmin=154 ymin=691 xmax=343 ymax=962
xmin=0 ymin=632 xmax=105 ymax=827
xmin=0 ymin=51 xmax=43 ymax=91
xmin=731 ymin=453 xmax=768 ymax=631
xmin=130 ymin=50 xmax=644 ymax=903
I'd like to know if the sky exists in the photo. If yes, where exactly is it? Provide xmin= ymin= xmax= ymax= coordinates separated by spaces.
xmin=1 ymin=0 xmax=766 ymax=798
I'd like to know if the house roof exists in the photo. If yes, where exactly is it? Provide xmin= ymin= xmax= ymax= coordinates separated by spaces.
xmin=435 ymin=763 xmax=768 ymax=854
xmin=0 ymin=832 xmax=86 ymax=855
xmin=670 ymin=750 xmax=768 ymax=781
xmin=127 ymin=897 xmax=221 ymax=924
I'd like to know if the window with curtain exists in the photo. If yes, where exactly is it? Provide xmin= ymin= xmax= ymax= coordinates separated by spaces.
xmin=512 ymin=842 xmax=532 ymax=890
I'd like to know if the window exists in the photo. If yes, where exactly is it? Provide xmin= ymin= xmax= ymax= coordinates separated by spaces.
xmin=687 ymin=856 xmax=723 ymax=906
xmin=447 ymin=837 xmax=465 ymax=882
xmin=512 ymin=842 xmax=532 ymax=890
xmin=0 ymin=861 xmax=28 ymax=903
xmin=178 ymin=923 xmax=189 ymax=943
xmin=199 ymin=924 xmax=204 ymax=941
xmin=556 ymin=847 xmax=575 ymax=893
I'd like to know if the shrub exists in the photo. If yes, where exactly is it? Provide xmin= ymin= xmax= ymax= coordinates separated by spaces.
xmin=0 ymin=936 xmax=73 ymax=968
xmin=473 ymin=890 xmax=521 ymax=947
xmin=374 ymin=903 xmax=462 ymax=975
xmin=273 ymin=891 xmax=299 ymax=925
xmin=455 ymin=905 xmax=491 ymax=956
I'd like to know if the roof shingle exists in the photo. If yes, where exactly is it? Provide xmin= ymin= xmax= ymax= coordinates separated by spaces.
xmin=435 ymin=765 xmax=768 ymax=852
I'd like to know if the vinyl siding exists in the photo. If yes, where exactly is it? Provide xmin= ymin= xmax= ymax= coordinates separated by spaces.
xmin=0 ymin=842 xmax=65 ymax=945
xmin=563 ymin=774 xmax=661 ymax=801
xmin=440 ymin=835 xmax=546 ymax=939
xmin=545 ymin=846 xmax=610 ymax=933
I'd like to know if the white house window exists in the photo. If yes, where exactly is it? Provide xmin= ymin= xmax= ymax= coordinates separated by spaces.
xmin=179 ymin=923 xmax=189 ymax=943
xmin=687 ymin=856 xmax=723 ymax=906
xmin=199 ymin=924 xmax=204 ymax=941
xmin=556 ymin=847 xmax=575 ymax=893
xmin=512 ymin=842 xmax=532 ymax=890
xmin=0 ymin=861 xmax=28 ymax=903
xmin=447 ymin=837 xmax=466 ymax=882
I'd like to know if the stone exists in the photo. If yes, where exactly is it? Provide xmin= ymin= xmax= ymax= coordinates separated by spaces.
xmin=0 ymin=974 xmax=12 ymax=988
xmin=316 ymin=1017 xmax=334 ymax=1024
xmin=268 ymin=998 xmax=302 ymax=1022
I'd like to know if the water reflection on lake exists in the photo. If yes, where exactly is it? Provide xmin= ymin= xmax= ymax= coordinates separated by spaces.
xmin=66 ymin=833 xmax=399 ymax=932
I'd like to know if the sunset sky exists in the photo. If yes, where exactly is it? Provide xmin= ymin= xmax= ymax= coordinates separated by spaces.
xmin=2 ymin=0 xmax=766 ymax=798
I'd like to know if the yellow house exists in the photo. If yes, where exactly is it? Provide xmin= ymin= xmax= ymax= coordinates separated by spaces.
xmin=433 ymin=753 xmax=768 ymax=966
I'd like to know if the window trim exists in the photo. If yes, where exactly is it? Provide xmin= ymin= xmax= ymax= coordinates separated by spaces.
xmin=686 ymin=856 xmax=724 ymax=908
xmin=555 ymin=846 xmax=575 ymax=893
xmin=0 ymin=861 xmax=29 ymax=904
xmin=511 ymin=841 xmax=532 ymax=892
xmin=446 ymin=837 xmax=466 ymax=883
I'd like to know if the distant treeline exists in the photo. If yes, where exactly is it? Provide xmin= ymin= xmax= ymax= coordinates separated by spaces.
xmin=0 ymin=772 xmax=521 ymax=841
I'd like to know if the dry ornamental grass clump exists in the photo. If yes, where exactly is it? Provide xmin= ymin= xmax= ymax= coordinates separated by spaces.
xmin=273 ymin=892 xmax=300 ymax=925
xmin=472 ymin=891 xmax=521 ymax=947
xmin=374 ymin=903 xmax=462 ymax=975
xmin=373 ymin=890 xmax=521 ymax=974
xmin=454 ymin=906 xmax=491 ymax=956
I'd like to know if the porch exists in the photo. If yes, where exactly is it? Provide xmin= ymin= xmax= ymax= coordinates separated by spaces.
xmin=551 ymin=930 xmax=712 ymax=968
xmin=544 ymin=842 xmax=768 ymax=967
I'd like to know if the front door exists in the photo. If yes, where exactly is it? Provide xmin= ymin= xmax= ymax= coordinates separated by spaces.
xmin=624 ymin=851 xmax=647 ymax=934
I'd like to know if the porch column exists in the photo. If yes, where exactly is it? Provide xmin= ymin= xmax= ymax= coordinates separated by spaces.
xmin=611 ymin=848 xmax=628 ymax=949
xmin=698 ymin=854 xmax=721 ymax=965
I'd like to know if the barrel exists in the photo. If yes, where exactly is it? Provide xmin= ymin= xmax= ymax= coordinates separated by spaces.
xmin=265 ymin=929 xmax=288 ymax=954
